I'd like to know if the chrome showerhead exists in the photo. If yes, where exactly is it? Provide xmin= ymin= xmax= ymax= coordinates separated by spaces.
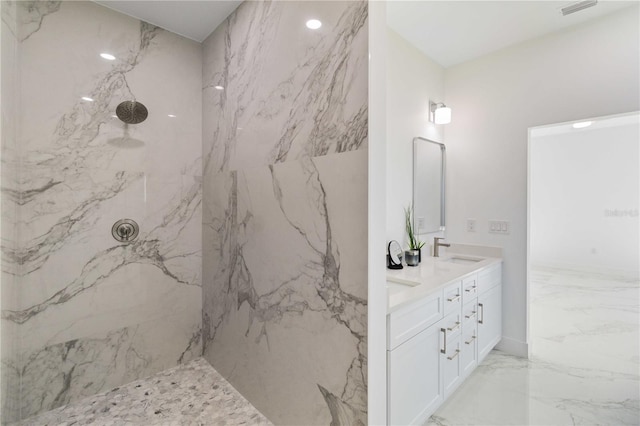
xmin=115 ymin=100 xmax=148 ymax=124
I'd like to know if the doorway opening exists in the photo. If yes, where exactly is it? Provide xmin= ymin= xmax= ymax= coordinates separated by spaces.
xmin=527 ymin=111 xmax=639 ymax=396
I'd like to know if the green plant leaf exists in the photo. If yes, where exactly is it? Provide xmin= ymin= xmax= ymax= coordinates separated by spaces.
xmin=404 ymin=204 xmax=419 ymax=250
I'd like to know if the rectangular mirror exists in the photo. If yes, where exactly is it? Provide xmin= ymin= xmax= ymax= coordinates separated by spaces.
xmin=413 ymin=137 xmax=446 ymax=234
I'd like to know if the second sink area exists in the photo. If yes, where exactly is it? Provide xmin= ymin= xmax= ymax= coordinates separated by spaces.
xmin=440 ymin=255 xmax=483 ymax=265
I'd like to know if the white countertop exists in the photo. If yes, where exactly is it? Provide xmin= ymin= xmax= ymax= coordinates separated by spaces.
xmin=386 ymin=244 xmax=502 ymax=313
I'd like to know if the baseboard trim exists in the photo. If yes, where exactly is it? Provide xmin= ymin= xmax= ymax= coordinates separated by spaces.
xmin=495 ymin=336 xmax=528 ymax=358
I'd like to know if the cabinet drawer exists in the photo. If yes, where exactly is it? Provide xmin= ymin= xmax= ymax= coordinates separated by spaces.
xmin=388 ymin=291 xmax=443 ymax=350
xmin=478 ymin=263 xmax=501 ymax=294
xmin=440 ymin=311 xmax=462 ymax=340
xmin=462 ymin=274 xmax=478 ymax=303
xmin=443 ymin=281 xmax=462 ymax=316
xmin=462 ymin=300 xmax=478 ymax=326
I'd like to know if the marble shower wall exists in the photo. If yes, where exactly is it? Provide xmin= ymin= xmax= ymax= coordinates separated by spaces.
xmin=0 ymin=2 xmax=202 ymax=423
xmin=1 ymin=0 xmax=20 ymax=419
xmin=201 ymin=1 xmax=368 ymax=425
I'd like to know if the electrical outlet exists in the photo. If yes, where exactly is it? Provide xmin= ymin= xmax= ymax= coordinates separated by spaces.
xmin=466 ymin=219 xmax=476 ymax=232
xmin=489 ymin=220 xmax=510 ymax=234
xmin=417 ymin=217 xmax=425 ymax=231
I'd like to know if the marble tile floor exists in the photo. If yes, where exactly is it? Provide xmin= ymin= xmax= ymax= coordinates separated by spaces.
xmin=12 ymin=358 xmax=272 ymax=426
xmin=529 ymin=266 xmax=639 ymax=377
xmin=427 ymin=267 xmax=639 ymax=425
xmin=427 ymin=350 xmax=639 ymax=426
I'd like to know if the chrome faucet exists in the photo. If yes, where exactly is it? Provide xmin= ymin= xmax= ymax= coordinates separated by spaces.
xmin=433 ymin=237 xmax=450 ymax=257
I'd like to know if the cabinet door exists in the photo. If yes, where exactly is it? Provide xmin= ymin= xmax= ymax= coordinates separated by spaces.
xmin=477 ymin=284 xmax=502 ymax=362
xmin=388 ymin=324 xmax=443 ymax=426
xmin=441 ymin=333 xmax=462 ymax=399
xmin=461 ymin=324 xmax=477 ymax=378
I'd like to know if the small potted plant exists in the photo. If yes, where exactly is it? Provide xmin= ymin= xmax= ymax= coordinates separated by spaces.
xmin=405 ymin=205 xmax=425 ymax=266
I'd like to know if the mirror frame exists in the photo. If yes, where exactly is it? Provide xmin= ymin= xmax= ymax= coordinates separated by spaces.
xmin=413 ymin=136 xmax=446 ymax=232
xmin=387 ymin=240 xmax=404 ymax=269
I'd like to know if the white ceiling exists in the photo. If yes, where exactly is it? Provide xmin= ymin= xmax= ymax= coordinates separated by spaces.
xmin=387 ymin=0 xmax=638 ymax=68
xmin=94 ymin=1 xmax=242 ymax=42
xmin=94 ymin=1 xmax=638 ymax=58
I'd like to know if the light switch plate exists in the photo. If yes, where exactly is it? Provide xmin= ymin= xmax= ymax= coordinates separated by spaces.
xmin=489 ymin=220 xmax=510 ymax=234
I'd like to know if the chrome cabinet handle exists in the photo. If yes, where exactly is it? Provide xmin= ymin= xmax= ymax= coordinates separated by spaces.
xmin=465 ymin=310 xmax=477 ymax=319
xmin=465 ymin=335 xmax=477 ymax=345
xmin=478 ymin=303 xmax=484 ymax=324
xmin=465 ymin=286 xmax=477 ymax=293
xmin=447 ymin=321 xmax=461 ymax=332
xmin=447 ymin=349 xmax=461 ymax=360
xmin=447 ymin=294 xmax=461 ymax=302
xmin=440 ymin=328 xmax=447 ymax=354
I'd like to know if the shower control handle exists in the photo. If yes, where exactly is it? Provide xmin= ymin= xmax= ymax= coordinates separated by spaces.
xmin=112 ymin=219 xmax=139 ymax=243
xmin=118 ymin=224 xmax=134 ymax=239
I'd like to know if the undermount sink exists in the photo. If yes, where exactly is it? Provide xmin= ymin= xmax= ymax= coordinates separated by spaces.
xmin=439 ymin=256 xmax=483 ymax=265
xmin=387 ymin=279 xmax=420 ymax=288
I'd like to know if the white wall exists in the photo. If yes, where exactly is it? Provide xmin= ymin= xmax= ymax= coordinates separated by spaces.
xmin=386 ymin=28 xmax=444 ymax=247
xmin=530 ymin=117 xmax=639 ymax=277
xmin=369 ymin=2 xmax=387 ymax=424
xmin=444 ymin=7 xmax=640 ymax=354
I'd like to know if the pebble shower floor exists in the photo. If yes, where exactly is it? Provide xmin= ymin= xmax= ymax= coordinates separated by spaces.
xmin=11 ymin=359 xmax=272 ymax=426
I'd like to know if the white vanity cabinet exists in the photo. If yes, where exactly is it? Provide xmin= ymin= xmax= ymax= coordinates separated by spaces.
xmin=387 ymin=261 xmax=502 ymax=425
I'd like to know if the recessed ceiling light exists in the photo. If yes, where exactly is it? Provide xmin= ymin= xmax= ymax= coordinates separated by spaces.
xmin=572 ymin=121 xmax=593 ymax=129
xmin=214 ymin=85 xmax=224 ymax=90
xmin=100 ymin=53 xmax=116 ymax=61
xmin=306 ymin=19 xmax=322 ymax=30
xmin=168 ymin=114 xmax=177 ymax=118
xmin=81 ymin=96 xmax=94 ymax=102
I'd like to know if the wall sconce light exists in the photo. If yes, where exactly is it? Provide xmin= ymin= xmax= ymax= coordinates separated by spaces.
xmin=429 ymin=101 xmax=452 ymax=124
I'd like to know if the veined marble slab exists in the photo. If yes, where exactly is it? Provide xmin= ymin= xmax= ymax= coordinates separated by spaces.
xmin=1 ymin=1 xmax=202 ymax=422
xmin=202 ymin=2 xmax=368 ymax=424
xmin=202 ymin=0 xmax=368 ymax=174
xmin=203 ymin=151 xmax=368 ymax=425
xmin=1 ymin=0 xmax=21 ymax=420
xmin=6 ymin=315 xmax=201 ymax=421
